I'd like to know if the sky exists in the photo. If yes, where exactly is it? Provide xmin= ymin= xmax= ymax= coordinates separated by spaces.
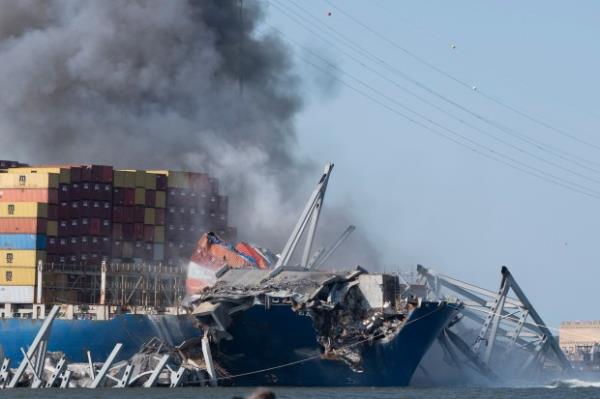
xmin=263 ymin=0 xmax=600 ymax=329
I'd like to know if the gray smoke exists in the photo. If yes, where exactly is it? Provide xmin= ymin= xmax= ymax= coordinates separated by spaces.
xmin=0 ymin=0 xmax=378 ymax=267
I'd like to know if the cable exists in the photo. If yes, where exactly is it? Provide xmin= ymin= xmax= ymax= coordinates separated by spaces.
xmin=323 ymin=0 xmax=600 ymax=152
xmin=275 ymin=0 xmax=600 ymax=174
xmin=260 ymin=22 xmax=600 ymax=201
xmin=270 ymin=1 xmax=600 ymax=186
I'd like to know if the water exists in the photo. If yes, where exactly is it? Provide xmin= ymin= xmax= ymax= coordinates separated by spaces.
xmin=3 ymin=383 xmax=600 ymax=399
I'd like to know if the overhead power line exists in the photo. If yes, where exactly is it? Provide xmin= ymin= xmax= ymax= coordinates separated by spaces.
xmin=274 ymin=0 xmax=600 ymax=174
xmin=323 ymin=0 xmax=600 ymax=153
xmin=268 ymin=0 xmax=600 ymax=187
xmin=261 ymin=23 xmax=600 ymax=201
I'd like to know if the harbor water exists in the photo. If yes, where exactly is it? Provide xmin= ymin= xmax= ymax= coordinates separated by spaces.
xmin=2 ymin=384 xmax=600 ymax=399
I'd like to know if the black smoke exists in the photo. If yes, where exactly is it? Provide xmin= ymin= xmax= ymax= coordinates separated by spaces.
xmin=0 ymin=0 xmax=378 ymax=267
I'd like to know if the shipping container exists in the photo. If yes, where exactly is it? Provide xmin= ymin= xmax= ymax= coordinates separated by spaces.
xmin=90 ymin=165 xmax=113 ymax=183
xmin=47 ymin=220 xmax=58 ymax=236
xmin=113 ymin=170 xmax=136 ymax=188
xmin=143 ymin=225 xmax=154 ymax=243
xmin=0 ymin=266 xmax=36 ymax=285
xmin=134 ymin=223 xmax=144 ymax=240
xmin=144 ymin=208 xmax=155 ymax=225
xmin=0 ymin=250 xmax=45 ymax=267
xmin=145 ymin=190 xmax=156 ymax=207
xmin=134 ymin=206 xmax=145 ymax=224
xmin=5 ymin=167 xmax=70 ymax=184
xmin=0 ymin=172 xmax=59 ymax=188
xmin=155 ymin=208 xmax=165 ymax=225
xmin=0 ymin=234 xmax=47 ymax=250
xmin=153 ymin=226 xmax=165 ymax=243
xmin=144 ymin=173 xmax=156 ymax=190
xmin=155 ymin=174 xmax=167 ymax=191
xmin=153 ymin=243 xmax=164 ymax=261
xmin=134 ymin=188 xmax=145 ymax=205
xmin=122 ymin=241 xmax=134 ymax=258
xmin=147 ymin=170 xmax=190 ymax=188
xmin=0 ymin=160 xmax=24 ymax=169
xmin=0 ymin=285 xmax=35 ymax=303
xmin=155 ymin=191 xmax=166 ymax=208
xmin=0 ymin=218 xmax=47 ymax=234
xmin=0 ymin=202 xmax=48 ymax=218
xmin=58 ymin=184 xmax=69 ymax=201
xmin=122 ymin=223 xmax=134 ymax=240
xmin=0 ymin=188 xmax=58 ymax=203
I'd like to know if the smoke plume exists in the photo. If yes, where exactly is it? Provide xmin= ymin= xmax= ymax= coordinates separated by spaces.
xmin=0 ymin=0 xmax=378 ymax=267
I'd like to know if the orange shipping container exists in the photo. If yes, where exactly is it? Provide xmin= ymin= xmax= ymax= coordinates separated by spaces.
xmin=0 ymin=218 xmax=47 ymax=234
xmin=0 ymin=188 xmax=58 ymax=203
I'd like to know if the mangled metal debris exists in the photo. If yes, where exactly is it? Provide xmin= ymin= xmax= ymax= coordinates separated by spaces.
xmin=189 ymin=265 xmax=460 ymax=382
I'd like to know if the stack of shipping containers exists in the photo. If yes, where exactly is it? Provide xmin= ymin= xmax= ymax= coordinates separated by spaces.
xmin=0 ymin=169 xmax=58 ymax=303
xmin=148 ymin=170 xmax=234 ymax=262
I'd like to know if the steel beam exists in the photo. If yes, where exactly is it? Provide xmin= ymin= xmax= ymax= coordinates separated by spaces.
xmin=88 ymin=343 xmax=123 ymax=388
xmin=143 ymin=354 xmax=170 ymax=388
xmin=7 ymin=305 xmax=60 ymax=388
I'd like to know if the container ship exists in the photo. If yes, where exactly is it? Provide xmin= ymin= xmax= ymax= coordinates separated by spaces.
xmin=0 ymin=160 xmax=459 ymax=386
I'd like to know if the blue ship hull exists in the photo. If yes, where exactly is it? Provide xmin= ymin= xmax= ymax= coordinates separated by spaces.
xmin=0 ymin=314 xmax=202 ymax=362
xmin=216 ymin=301 xmax=457 ymax=386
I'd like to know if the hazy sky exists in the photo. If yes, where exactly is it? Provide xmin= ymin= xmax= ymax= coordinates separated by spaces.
xmin=265 ymin=0 xmax=600 ymax=328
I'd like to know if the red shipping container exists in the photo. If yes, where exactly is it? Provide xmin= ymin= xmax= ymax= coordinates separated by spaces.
xmin=90 ymin=218 xmax=101 ymax=235
xmin=47 ymin=204 xmax=58 ymax=220
xmin=58 ymin=202 xmax=69 ymax=219
xmin=58 ymin=184 xmax=69 ymax=202
xmin=145 ymin=190 xmax=156 ymax=207
xmin=112 ymin=240 xmax=123 ymax=257
xmin=47 ymin=237 xmax=58 ymax=254
xmin=69 ymin=201 xmax=80 ymax=219
xmin=122 ymin=223 xmax=134 ymax=240
xmin=123 ymin=206 xmax=134 ymax=224
xmin=134 ymin=223 xmax=144 ymax=240
xmin=81 ymin=182 xmax=92 ymax=199
xmin=0 ymin=188 xmax=59 ymax=203
xmin=189 ymin=173 xmax=209 ymax=191
xmin=70 ymin=183 xmax=81 ymax=200
xmin=102 ymin=183 xmax=112 ymax=201
xmin=155 ymin=174 xmax=167 ymax=191
xmin=102 ymin=201 xmax=112 ymax=219
xmin=112 ymin=223 xmax=123 ymax=240
xmin=70 ymin=166 xmax=82 ymax=182
xmin=112 ymin=206 xmax=124 ymax=223
xmin=81 ymin=167 xmax=92 ymax=182
xmin=143 ymin=225 xmax=154 ymax=242
xmin=0 ymin=218 xmax=47 ymax=234
xmin=100 ymin=219 xmax=111 ymax=236
xmin=90 ymin=236 xmax=101 ymax=252
xmin=91 ymin=183 xmax=102 ymax=200
xmin=123 ymin=188 xmax=135 ymax=206
xmin=113 ymin=188 xmax=125 ymax=205
xmin=155 ymin=208 xmax=165 ymax=225
xmin=134 ymin=206 xmax=145 ymax=224
xmin=58 ymin=220 xmax=69 ymax=236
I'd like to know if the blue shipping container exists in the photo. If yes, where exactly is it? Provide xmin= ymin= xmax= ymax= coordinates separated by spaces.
xmin=153 ymin=243 xmax=164 ymax=261
xmin=0 ymin=234 xmax=47 ymax=250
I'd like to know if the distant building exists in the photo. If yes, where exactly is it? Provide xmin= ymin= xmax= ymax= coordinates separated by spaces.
xmin=560 ymin=321 xmax=600 ymax=369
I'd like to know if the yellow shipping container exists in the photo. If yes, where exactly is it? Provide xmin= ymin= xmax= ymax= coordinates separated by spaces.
xmin=113 ymin=170 xmax=136 ymax=188
xmin=153 ymin=226 xmax=165 ymax=242
xmin=7 ymin=167 xmax=71 ymax=184
xmin=0 ymin=266 xmax=36 ymax=285
xmin=147 ymin=170 xmax=189 ymax=188
xmin=144 ymin=173 xmax=156 ymax=190
xmin=0 ymin=202 xmax=48 ymax=218
xmin=134 ymin=188 xmax=146 ymax=205
xmin=0 ymin=172 xmax=59 ymax=189
xmin=144 ymin=208 xmax=155 ymax=225
xmin=155 ymin=191 xmax=166 ymax=208
xmin=0 ymin=250 xmax=45 ymax=267
xmin=46 ymin=220 xmax=58 ymax=236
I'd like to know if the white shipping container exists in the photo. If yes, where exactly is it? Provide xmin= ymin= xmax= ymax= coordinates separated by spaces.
xmin=0 ymin=285 xmax=34 ymax=304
